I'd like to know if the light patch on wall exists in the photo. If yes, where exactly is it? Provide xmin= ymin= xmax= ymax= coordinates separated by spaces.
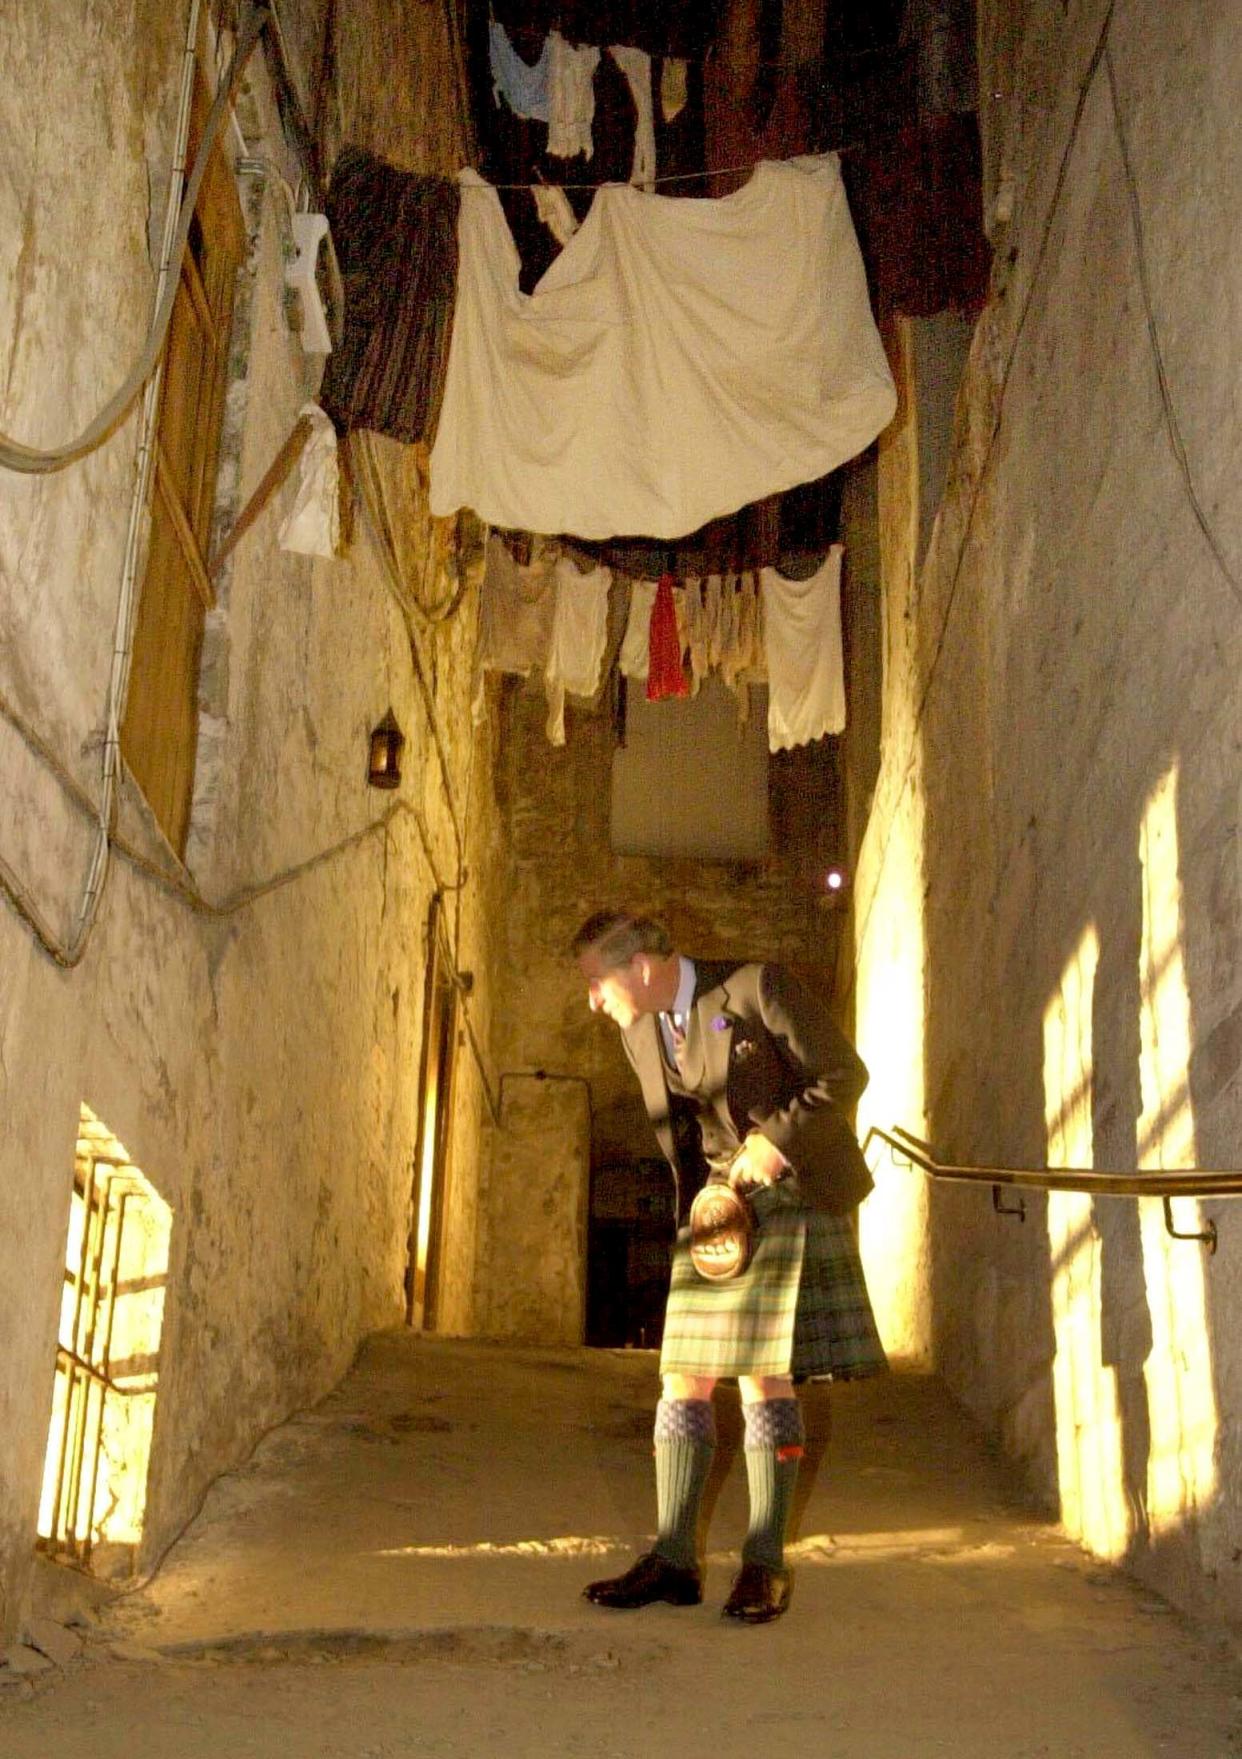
xmin=1043 ymin=923 xmax=1131 ymax=1560
xmin=855 ymin=772 xmax=930 ymax=1363
xmin=1136 ymin=762 xmax=1218 ymax=1536
xmin=37 ymin=1107 xmax=172 ymax=1577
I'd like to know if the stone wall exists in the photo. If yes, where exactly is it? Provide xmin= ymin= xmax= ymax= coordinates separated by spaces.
xmin=479 ymin=673 xmax=848 ymax=1344
xmin=856 ymin=0 xmax=1242 ymax=1621
xmin=0 ymin=0 xmax=498 ymax=1642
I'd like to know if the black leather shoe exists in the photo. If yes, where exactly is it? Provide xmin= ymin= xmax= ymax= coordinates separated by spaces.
xmin=584 ymin=1550 xmax=703 ymax=1608
xmin=722 ymin=1560 xmax=792 ymax=1624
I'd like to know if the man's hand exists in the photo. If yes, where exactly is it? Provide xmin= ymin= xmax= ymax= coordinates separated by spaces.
xmin=728 ymin=1131 xmax=788 ymax=1190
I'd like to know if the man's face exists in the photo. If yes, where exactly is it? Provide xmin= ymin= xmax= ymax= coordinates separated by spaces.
xmin=579 ymin=949 xmax=650 ymax=1029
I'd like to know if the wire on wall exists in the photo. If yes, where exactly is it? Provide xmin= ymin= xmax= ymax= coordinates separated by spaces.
xmin=0 ymin=3 xmax=269 ymax=477
xmin=849 ymin=0 xmax=1242 ymax=989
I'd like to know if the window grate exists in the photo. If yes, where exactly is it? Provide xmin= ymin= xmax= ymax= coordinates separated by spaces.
xmin=38 ymin=1113 xmax=171 ymax=1576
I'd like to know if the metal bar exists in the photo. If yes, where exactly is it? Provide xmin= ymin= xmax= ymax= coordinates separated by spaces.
xmin=59 ymin=1167 xmax=106 ymax=1552
xmin=81 ymin=1184 xmax=131 ymax=1563
xmin=863 ymin=1127 xmax=1242 ymax=1199
xmin=54 ymin=1345 xmax=153 ymax=1399
xmin=1163 ymin=1194 xmax=1217 ymax=1254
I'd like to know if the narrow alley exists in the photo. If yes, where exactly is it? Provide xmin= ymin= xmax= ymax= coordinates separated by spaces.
xmin=6 ymin=0 xmax=1242 ymax=1753
xmin=2 ymin=1335 xmax=1240 ymax=1757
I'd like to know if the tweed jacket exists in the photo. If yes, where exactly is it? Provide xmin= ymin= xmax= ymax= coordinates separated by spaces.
xmin=620 ymin=960 xmax=873 ymax=1217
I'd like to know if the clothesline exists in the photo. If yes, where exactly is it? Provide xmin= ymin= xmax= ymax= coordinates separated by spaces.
xmin=466 ymin=143 xmax=871 ymax=193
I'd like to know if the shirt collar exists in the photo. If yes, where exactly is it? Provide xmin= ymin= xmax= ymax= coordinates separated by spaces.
xmin=671 ymin=955 xmax=695 ymax=1025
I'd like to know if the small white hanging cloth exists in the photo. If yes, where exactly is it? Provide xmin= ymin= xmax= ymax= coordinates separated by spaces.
xmin=547 ymin=32 xmax=600 ymax=159
xmin=278 ymin=403 xmax=340 ymax=558
xmin=761 ymin=546 xmax=846 ymax=750
xmin=544 ymin=556 xmax=611 ymax=744
xmin=619 ymin=578 xmax=658 ymax=679
xmin=471 ymin=534 xmax=557 ymax=721
xmin=608 ymin=45 xmax=656 ymax=190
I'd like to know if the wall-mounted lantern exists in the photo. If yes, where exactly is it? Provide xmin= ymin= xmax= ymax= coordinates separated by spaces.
xmin=367 ymin=709 xmax=405 ymax=789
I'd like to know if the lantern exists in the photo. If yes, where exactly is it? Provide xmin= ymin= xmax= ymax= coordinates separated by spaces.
xmin=367 ymin=708 xmax=405 ymax=789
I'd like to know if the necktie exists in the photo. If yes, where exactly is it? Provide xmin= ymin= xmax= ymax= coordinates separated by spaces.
xmin=663 ymin=1012 xmax=687 ymax=1071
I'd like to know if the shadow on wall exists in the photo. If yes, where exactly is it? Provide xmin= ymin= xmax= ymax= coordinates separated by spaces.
xmin=919 ymin=749 xmax=1227 ymax=1598
xmin=1040 ymin=762 xmax=1221 ymax=1583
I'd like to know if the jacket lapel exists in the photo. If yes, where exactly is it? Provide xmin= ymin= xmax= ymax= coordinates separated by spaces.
xmin=688 ymin=964 xmax=739 ymax=1110
xmin=625 ymin=1013 xmax=676 ymax=1145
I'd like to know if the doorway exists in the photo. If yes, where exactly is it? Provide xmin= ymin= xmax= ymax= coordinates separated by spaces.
xmin=585 ymin=1156 xmax=676 ymax=1349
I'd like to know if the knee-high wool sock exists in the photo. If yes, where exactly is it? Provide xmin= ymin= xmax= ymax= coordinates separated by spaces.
xmin=652 ymin=1398 xmax=716 ymax=1570
xmin=741 ymin=1397 xmax=805 ymax=1570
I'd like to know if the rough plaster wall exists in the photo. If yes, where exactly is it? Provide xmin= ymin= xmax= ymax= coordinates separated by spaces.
xmin=481 ymin=680 xmax=845 ymax=1344
xmin=857 ymin=0 xmax=1242 ymax=1623
xmin=0 ymin=0 xmax=499 ymax=1643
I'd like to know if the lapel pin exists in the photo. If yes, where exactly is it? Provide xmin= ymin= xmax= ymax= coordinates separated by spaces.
xmin=711 ymin=1015 xmax=730 ymax=1031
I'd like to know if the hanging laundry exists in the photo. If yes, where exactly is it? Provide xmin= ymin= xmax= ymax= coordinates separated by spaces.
xmin=547 ymin=32 xmax=600 ymax=160
xmin=319 ymin=148 xmax=458 ymax=445
xmin=544 ymin=555 xmax=612 ymax=744
xmin=608 ymin=45 xmax=656 ymax=190
xmin=489 ymin=19 xmax=552 ymax=121
xmin=472 ymin=533 xmax=557 ymax=721
xmin=647 ymin=573 xmax=690 ymax=701
xmin=278 ymin=404 xmax=340 ymax=559
xmin=619 ymin=577 xmax=658 ymax=680
xmin=674 ymin=579 xmax=706 ymax=694
xmin=761 ymin=547 xmax=846 ymax=752
xmin=430 ymin=154 xmax=896 ymax=540
xmin=489 ymin=1 xmax=718 ymax=60
xmin=532 ymin=183 xmax=580 ymax=246
xmin=719 ymin=573 xmax=761 ymax=691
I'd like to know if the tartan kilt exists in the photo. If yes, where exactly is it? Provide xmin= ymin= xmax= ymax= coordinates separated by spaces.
xmin=659 ymin=1177 xmax=886 ymax=1383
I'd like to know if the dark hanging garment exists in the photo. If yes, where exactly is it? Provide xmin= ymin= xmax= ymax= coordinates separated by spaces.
xmin=844 ymin=113 xmax=991 ymax=318
xmin=488 ymin=0 xmax=723 ymax=59
xmin=566 ymin=466 xmax=843 ymax=580
xmin=318 ymin=148 xmax=461 ymax=444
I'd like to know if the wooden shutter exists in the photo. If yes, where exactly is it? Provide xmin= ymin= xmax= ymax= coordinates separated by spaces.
xmin=122 ymin=68 xmax=245 ymax=856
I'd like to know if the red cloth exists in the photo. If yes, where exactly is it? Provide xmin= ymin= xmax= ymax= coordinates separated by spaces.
xmin=646 ymin=573 xmax=690 ymax=699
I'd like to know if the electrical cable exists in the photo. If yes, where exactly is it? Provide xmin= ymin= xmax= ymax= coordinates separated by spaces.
xmin=847 ymin=0 xmax=1118 ymax=996
xmin=850 ymin=0 xmax=1242 ymax=1002
xmin=0 ymin=3 xmax=269 ymax=476
xmin=1 ymin=0 xmax=212 ymax=965
xmin=348 ymin=436 xmax=471 ymax=890
xmin=1102 ymin=42 xmax=1242 ymax=611
xmin=351 ymin=431 xmax=471 ymax=625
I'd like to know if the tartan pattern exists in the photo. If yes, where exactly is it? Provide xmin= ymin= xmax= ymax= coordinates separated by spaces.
xmin=659 ymin=1180 xmax=886 ymax=1383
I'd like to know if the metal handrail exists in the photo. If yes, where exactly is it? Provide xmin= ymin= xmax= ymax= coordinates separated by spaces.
xmin=862 ymin=1125 xmax=1239 ymax=1253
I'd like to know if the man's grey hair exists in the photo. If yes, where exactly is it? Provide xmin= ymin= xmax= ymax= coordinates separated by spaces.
xmin=571 ymin=910 xmax=674 ymax=968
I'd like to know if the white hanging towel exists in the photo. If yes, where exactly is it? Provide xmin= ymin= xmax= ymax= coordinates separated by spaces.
xmin=761 ymin=546 xmax=846 ymax=751
xmin=618 ymin=577 xmax=658 ymax=679
xmin=532 ymin=183 xmax=580 ymax=246
xmin=278 ymin=403 xmax=340 ymax=558
xmin=608 ymin=45 xmax=656 ymax=190
xmin=547 ymin=32 xmax=600 ymax=159
xmin=544 ymin=556 xmax=611 ymax=744
xmin=472 ymin=534 xmax=558 ymax=720
xmin=430 ymin=155 xmax=896 ymax=540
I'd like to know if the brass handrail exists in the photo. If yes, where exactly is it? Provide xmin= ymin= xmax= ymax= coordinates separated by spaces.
xmin=862 ymin=1125 xmax=1238 ymax=1253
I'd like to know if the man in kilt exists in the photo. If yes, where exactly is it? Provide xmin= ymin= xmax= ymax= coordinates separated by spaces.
xmin=573 ymin=910 xmax=885 ymax=1624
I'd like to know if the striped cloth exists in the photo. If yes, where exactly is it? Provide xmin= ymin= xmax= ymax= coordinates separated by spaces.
xmin=659 ymin=1179 xmax=886 ymax=1383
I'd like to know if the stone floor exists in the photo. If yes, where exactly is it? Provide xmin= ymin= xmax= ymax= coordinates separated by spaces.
xmin=3 ymin=1331 xmax=1241 ymax=1757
